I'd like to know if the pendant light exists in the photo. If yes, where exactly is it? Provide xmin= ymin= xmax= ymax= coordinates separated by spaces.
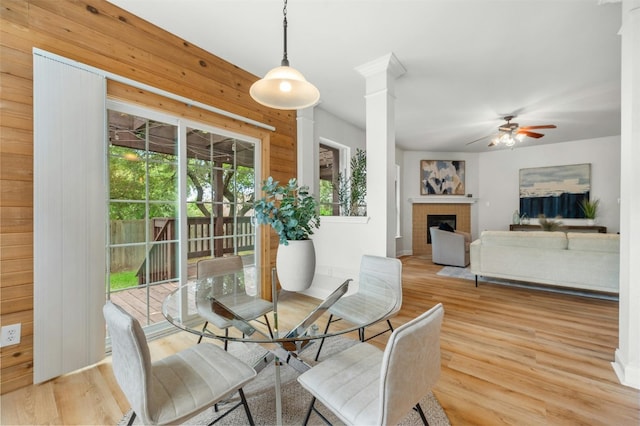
xmin=250 ymin=0 xmax=320 ymax=110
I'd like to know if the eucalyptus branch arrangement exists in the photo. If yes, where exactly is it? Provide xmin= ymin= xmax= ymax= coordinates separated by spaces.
xmin=253 ymin=177 xmax=320 ymax=245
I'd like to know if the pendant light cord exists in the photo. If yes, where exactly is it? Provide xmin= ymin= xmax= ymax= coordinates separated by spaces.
xmin=281 ymin=0 xmax=289 ymax=66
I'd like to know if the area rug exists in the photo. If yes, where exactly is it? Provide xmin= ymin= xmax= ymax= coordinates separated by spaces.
xmin=437 ymin=265 xmax=618 ymax=301
xmin=119 ymin=336 xmax=450 ymax=425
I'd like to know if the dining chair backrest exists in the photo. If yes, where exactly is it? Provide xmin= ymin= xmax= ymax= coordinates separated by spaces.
xmin=359 ymin=255 xmax=403 ymax=317
xmin=197 ymin=255 xmax=244 ymax=279
xmin=103 ymin=301 xmax=153 ymax=422
xmin=379 ymin=302 xmax=444 ymax=425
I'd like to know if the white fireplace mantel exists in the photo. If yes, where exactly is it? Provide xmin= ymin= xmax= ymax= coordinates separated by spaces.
xmin=409 ymin=196 xmax=478 ymax=204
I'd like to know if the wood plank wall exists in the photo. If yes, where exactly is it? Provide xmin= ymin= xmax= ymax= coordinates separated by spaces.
xmin=0 ymin=0 xmax=296 ymax=394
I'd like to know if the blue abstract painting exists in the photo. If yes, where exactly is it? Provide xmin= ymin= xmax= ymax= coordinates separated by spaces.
xmin=519 ymin=163 xmax=591 ymax=219
xmin=420 ymin=160 xmax=465 ymax=195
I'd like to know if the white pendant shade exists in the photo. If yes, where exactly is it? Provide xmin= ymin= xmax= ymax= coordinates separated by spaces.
xmin=250 ymin=65 xmax=320 ymax=110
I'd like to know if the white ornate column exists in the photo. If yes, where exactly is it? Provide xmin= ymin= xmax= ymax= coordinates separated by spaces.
xmin=296 ymin=106 xmax=318 ymax=196
xmin=356 ymin=53 xmax=406 ymax=256
xmin=613 ymin=0 xmax=640 ymax=390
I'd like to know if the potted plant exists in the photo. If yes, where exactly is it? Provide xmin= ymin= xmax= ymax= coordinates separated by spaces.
xmin=254 ymin=177 xmax=320 ymax=291
xmin=335 ymin=148 xmax=367 ymax=216
xmin=579 ymin=198 xmax=600 ymax=225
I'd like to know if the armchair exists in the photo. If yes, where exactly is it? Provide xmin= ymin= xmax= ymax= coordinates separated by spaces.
xmin=430 ymin=226 xmax=471 ymax=267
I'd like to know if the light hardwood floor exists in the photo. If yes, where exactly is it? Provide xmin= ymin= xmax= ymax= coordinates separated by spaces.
xmin=1 ymin=256 xmax=638 ymax=425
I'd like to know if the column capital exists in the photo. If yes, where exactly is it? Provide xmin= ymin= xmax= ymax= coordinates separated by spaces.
xmin=355 ymin=52 xmax=407 ymax=80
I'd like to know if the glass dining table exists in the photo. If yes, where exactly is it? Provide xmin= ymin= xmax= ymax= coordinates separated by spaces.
xmin=162 ymin=265 xmax=397 ymax=424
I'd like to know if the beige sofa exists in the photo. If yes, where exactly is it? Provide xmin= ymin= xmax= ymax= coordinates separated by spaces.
xmin=470 ymin=231 xmax=619 ymax=294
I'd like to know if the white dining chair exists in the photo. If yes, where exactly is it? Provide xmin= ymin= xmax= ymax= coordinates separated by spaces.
xmin=195 ymin=256 xmax=273 ymax=349
xmin=103 ymin=301 xmax=257 ymax=425
xmin=298 ymin=303 xmax=444 ymax=426
xmin=314 ymin=255 xmax=402 ymax=360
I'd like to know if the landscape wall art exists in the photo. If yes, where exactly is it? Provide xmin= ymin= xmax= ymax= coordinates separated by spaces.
xmin=519 ymin=163 xmax=591 ymax=219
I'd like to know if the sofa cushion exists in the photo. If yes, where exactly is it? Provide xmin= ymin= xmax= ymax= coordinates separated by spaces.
xmin=480 ymin=231 xmax=568 ymax=250
xmin=567 ymin=232 xmax=619 ymax=253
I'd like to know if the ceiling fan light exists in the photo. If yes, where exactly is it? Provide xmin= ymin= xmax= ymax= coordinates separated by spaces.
xmin=498 ymin=133 xmax=516 ymax=146
xmin=516 ymin=133 xmax=526 ymax=142
xmin=250 ymin=65 xmax=320 ymax=109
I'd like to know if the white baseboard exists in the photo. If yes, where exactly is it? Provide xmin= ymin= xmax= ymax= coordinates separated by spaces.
xmin=612 ymin=349 xmax=640 ymax=390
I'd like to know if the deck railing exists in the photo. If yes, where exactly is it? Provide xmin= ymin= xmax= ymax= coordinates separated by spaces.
xmin=136 ymin=216 xmax=254 ymax=284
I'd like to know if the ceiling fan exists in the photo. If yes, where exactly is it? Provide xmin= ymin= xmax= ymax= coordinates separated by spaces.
xmin=468 ymin=115 xmax=557 ymax=147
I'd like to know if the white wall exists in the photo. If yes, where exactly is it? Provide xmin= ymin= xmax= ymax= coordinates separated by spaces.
xmin=315 ymin=107 xmax=366 ymax=151
xmin=308 ymin=107 xmax=372 ymax=295
xmin=477 ymin=136 xmax=621 ymax=234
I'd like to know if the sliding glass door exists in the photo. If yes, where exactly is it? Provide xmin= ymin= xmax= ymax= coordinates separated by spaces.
xmin=185 ymin=125 xmax=257 ymax=277
xmin=106 ymin=101 xmax=259 ymax=331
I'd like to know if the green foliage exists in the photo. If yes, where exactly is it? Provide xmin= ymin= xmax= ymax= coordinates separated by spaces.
xmin=335 ymin=148 xmax=367 ymax=216
xmin=318 ymin=180 xmax=335 ymax=216
xmin=579 ymin=198 xmax=600 ymax=219
xmin=110 ymin=145 xmax=256 ymax=220
xmin=109 ymin=270 xmax=138 ymax=291
xmin=253 ymin=177 xmax=320 ymax=245
xmin=109 ymin=146 xmax=178 ymax=220
xmin=538 ymin=215 xmax=563 ymax=231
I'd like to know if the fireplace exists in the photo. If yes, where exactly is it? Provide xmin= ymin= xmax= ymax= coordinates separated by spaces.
xmin=426 ymin=214 xmax=456 ymax=244
xmin=411 ymin=201 xmax=471 ymax=257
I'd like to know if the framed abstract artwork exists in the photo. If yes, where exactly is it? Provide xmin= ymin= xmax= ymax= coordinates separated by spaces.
xmin=420 ymin=160 xmax=465 ymax=195
xmin=519 ymin=163 xmax=591 ymax=219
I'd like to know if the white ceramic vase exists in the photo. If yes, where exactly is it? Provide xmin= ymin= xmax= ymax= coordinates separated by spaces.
xmin=276 ymin=239 xmax=316 ymax=291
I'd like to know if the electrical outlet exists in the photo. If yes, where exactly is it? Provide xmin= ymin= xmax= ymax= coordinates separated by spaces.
xmin=1 ymin=323 xmax=21 ymax=347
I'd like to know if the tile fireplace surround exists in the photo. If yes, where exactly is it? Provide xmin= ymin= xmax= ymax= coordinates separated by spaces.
xmin=412 ymin=199 xmax=472 ymax=257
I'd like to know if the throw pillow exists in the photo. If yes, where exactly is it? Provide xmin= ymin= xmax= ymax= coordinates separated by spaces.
xmin=438 ymin=222 xmax=455 ymax=232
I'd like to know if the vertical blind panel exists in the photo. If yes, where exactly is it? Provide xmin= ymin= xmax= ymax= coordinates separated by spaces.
xmin=33 ymin=52 xmax=107 ymax=384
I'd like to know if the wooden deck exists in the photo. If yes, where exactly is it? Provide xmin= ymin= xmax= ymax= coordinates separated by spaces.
xmin=109 ymin=258 xmax=259 ymax=326
xmin=109 ymin=283 xmax=179 ymax=326
xmin=109 ymin=261 xmax=198 ymax=326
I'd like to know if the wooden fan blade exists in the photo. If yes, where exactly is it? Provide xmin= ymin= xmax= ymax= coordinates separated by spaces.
xmin=466 ymin=134 xmax=493 ymax=145
xmin=517 ymin=130 xmax=545 ymax=138
xmin=488 ymin=140 xmax=497 ymax=147
xmin=519 ymin=124 xmax=557 ymax=130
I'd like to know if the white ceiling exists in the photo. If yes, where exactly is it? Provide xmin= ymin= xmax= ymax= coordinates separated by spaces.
xmin=106 ymin=0 xmax=622 ymax=152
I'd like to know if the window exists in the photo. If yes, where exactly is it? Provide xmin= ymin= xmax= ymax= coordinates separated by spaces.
xmin=319 ymin=143 xmax=341 ymax=215
xmin=396 ymin=164 xmax=401 ymax=237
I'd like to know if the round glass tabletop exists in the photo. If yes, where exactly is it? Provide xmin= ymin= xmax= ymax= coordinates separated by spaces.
xmin=162 ymin=265 xmax=397 ymax=347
